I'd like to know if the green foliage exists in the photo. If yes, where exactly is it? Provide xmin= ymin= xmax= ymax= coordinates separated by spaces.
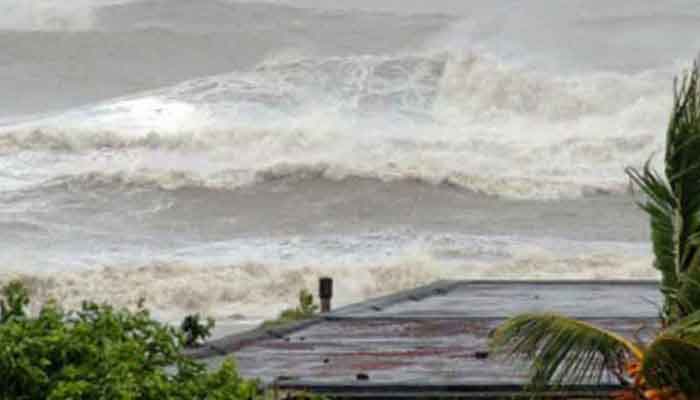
xmin=642 ymin=337 xmax=700 ymax=394
xmin=490 ymin=313 xmax=638 ymax=389
xmin=181 ymin=313 xmax=216 ymax=348
xmin=0 ymin=281 xmax=261 ymax=400
xmin=490 ymin=311 xmax=700 ymax=396
xmin=626 ymin=63 xmax=700 ymax=324
xmin=262 ymin=289 xmax=318 ymax=328
xmin=642 ymin=310 xmax=700 ymax=395
xmin=0 ymin=279 xmax=29 ymax=322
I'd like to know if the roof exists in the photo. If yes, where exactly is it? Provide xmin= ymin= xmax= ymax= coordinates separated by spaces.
xmin=190 ymin=280 xmax=661 ymax=398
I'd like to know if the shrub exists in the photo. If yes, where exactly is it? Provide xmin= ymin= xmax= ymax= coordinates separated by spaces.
xmin=181 ymin=313 xmax=216 ymax=347
xmin=0 ymin=279 xmax=29 ymax=322
xmin=0 ymin=281 xmax=260 ymax=399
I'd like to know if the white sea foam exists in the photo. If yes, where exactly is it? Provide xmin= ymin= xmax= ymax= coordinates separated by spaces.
xmin=0 ymin=51 xmax=673 ymax=199
xmin=0 ymin=249 xmax=656 ymax=323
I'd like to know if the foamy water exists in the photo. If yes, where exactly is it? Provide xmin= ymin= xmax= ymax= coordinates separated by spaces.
xmin=2 ymin=0 xmax=689 ymax=322
xmin=0 ymin=52 xmax=671 ymax=199
xmin=4 ymin=239 xmax=655 ymax=323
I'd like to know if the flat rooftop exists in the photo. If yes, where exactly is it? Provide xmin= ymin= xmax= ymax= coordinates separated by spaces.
xmin=191 ymin=280 xmax=661 ymax=398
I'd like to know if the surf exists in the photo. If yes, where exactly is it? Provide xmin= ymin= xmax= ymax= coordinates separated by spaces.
xmin=0 ymin=51 xmax=672 ymax=199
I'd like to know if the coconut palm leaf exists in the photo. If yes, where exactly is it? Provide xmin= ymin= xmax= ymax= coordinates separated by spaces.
xmin=642 ymin=337 xmax=700 ymax=395
xmin=666 ymin=65 xmax=700 ymax=300
xmin=658 ymin=309 xmax=700 ymax=344
xmin=640 ymin=311 xmax=700 ymax=394
xmin=490 ymin=313 xmax=642 ymax=389
xmin=627 ymin=63 xmax=700 ymax=322
xmin=626 ymin=163 xmax=678 ymax=302
xmin=667 ymin=67 xmax=700 ymax=315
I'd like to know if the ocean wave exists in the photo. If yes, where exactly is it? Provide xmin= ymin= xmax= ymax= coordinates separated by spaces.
xmin=0 ymin=251 xmax=656 ymax=323
xmin=1 ymin=51 xmax=670 ymax=145
xmin=21 ymin=162 xmax=634 ymax=200
xmin=0 ymin=50 xmax=674 ymax=199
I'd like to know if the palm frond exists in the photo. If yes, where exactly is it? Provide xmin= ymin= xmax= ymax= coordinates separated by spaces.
xmin=641 ymin=311 xmax=700 ymax=394
xmin=668 ymin=65 xmax=700 ymax=317
xmin=490 ymin=313 xmax=642 ymax=389
xmin=642 ymin=336 xmax=700 ymax=395
xmin=661 ymin=309 xmax=700 ymax=343
xmin=627 ymin=63 xmax=700 ymax=321
xmin=626 ymin=163 xmax=677 ymax=292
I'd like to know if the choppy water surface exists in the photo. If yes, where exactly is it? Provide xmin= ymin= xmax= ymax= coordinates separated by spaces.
xmin=3 ymin=0 xmax=695 ymax=322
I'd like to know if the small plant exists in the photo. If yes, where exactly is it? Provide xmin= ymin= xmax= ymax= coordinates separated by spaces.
xmin=0 ymin=279 xmax=29 ymax=322
xmin=294 ymin=289 xmax=319 ymax=317
xmin=263 ymin=289 xmax=319 ymax=328
xmin=181 ymin=313 xmax=215 ymax=347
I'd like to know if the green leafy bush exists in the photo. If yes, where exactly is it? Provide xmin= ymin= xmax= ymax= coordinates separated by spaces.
xmin=0 ymin=281 xmax=260 ymax=399
xmin=181 ymin=313 xmax=215 ymax=347
xmin=0 ymin=279 xmax=29 ymax=322
xmin=262 ymin=289 xmax=318 ymax=328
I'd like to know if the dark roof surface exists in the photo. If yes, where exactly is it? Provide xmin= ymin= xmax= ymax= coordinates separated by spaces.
xmin=193 ymin=280 xmax=661 ymax=397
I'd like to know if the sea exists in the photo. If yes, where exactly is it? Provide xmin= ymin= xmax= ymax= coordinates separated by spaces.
xmin=2 ymin=0 xmax=698 ymax=328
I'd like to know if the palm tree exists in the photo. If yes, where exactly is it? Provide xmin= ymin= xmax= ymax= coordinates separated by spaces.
xmin=490 ymin=64 xmax=700 ymax=399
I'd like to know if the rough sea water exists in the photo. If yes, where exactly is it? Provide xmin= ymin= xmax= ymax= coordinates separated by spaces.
xmin=2 ymin=0 xmax=699 ymax=326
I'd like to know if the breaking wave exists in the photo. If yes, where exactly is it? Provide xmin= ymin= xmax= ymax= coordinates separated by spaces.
xmin=1 ymin=251 xmax=657 ymax=322
xmin=0 ymin=51 xmax=672 ymax=199
xmin=28 ymin=164 xmax=629 ymax=200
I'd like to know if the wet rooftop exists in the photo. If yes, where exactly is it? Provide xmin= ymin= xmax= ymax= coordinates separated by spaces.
xmin=192 ymin=280 xmax=661 ymax=397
